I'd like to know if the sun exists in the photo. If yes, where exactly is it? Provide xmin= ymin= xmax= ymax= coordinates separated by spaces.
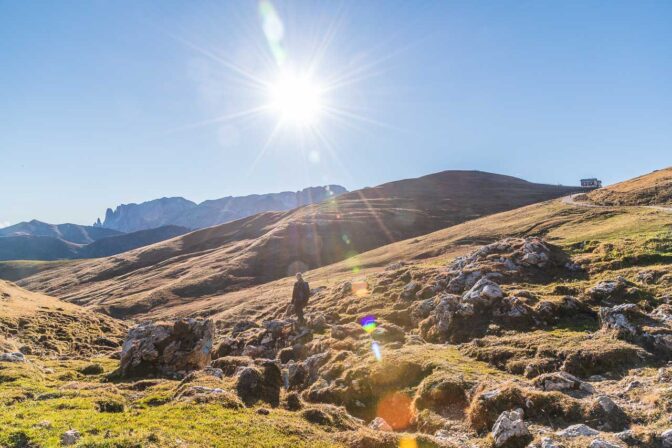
xmin=269 ymin=71 xmax=324 ymax=127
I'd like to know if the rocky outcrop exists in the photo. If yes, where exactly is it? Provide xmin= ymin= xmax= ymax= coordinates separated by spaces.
xmin=419 ymin=238 xmax=586 ymax=343
xmin=119 ymin=319 xmax=214 ymax=378
xmin=446 ymin=237 xmax=575 ymax=293
xmin=599 ymin=303 xmax=672 ymax=358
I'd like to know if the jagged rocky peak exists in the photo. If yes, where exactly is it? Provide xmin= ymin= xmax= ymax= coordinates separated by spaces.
xmin=100 ymin=185 xmax=348 ymax=233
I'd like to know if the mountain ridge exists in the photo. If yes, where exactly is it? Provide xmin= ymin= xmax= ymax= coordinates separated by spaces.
xmin=98 ymin=185 xmax=348 ymax=233
xmin=0 ymin=225 xmax=189 ymax=261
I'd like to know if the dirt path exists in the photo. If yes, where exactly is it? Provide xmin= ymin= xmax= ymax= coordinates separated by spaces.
xmin=561 ymin=194 xmax=672 ymax=212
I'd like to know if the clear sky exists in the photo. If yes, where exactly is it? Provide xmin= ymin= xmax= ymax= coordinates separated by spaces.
xmin=1 ymin=0 xmax=671 ymax=227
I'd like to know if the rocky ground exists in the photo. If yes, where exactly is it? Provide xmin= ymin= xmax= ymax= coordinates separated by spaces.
xmin=3 ymin=234 xmax=672 ymax=447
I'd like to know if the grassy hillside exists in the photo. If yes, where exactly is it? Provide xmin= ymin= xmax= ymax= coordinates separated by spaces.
xmin=128 ymin=198 xmax=672 ymax=323
xmin=0 ymin=280 xmax=126 ymax=356
xmin=586 ymin=166 xmax=672 ymax=206
xmin=3 ymin=176 xmax=672 ymax=447
xmin=15 ymin=171 xmax=582 ymax=318
xmin=0 ymin=260 xmax=80 ymax=282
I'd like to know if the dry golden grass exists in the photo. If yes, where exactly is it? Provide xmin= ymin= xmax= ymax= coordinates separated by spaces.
xmin=588 ymin=166 xmax=672 ymax=206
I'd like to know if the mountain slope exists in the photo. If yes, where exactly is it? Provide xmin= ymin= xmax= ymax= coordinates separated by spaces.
xmin=0 ymin=220 xmax=121 ymax=243
xmin=0 ymin=225 xmax=190 ymax=261
xmin=586 ymin=166 xmax=672 ymax=206
xmin=78 ymin=225 xmax=189 ymax=258
xmin=17 ymin=170 xmax=583 ymax=317
xmin=84 ymin=194 xmax=672 ymax=322
xmin=0 ymin=280 xmax=126 ymax=356
xmin=100 ymin=185 xmax=347 ymax=232
xmin=0 ymin=235 xmax=80 ymax=261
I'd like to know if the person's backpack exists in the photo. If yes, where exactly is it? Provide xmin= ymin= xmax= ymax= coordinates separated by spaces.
xmin=297 ymin=282 xmax=310 ymax=307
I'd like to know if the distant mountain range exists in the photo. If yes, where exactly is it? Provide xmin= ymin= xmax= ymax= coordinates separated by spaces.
xmin=96 ymin=185 xmax=348 ymax=233
xmin=0 ymin=185 xmax=347 ymax=261
xmin=0 ymin=220 xmax=189 ymax=261
xmin=0 ymin=220 xmax=122 ymax=243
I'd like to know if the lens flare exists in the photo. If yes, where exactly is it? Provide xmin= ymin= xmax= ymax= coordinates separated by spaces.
xmin=352 ymin=280 xmax=369 ymax=297
xmin=360 ymin=315 xmax=377 ymax=334
xmin=371 ymin=340 xmax=382 ymax=361
xmin=259 ymin=0 xmax=286 ymax=66
xmin=377 ymin=392 xmax=413 ymax=430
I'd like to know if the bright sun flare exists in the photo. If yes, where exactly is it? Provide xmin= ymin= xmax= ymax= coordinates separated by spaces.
xmin=269 ymin=72 xmax=324 ymax=127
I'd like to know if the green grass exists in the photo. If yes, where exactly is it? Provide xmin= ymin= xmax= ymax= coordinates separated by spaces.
xmin=0 ymin=358 xmax=344 ymax=448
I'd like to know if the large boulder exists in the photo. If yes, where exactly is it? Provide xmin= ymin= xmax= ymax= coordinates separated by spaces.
xmin=119 ymin=318 xmax=214 ymax=378
xmin=491 ymin=408 xmax=532 ymax=448
xmin=235 ymin=361 xmax=282 ymax=407
xmin=463 ymin=278 xmax=504 ymax=307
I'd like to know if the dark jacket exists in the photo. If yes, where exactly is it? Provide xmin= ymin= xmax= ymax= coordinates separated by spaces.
xmin=292 ymin=280 xmax=310 ymax=308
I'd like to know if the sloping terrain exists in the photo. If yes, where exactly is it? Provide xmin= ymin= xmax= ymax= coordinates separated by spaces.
xmin=0 ymin=280 xmax=126 ymax=357
xmin=585 ymin=166 xmax=672 ymax=206
xmin=0 ymin=225 xmax=189 ymax=261
xmin=78 ymin=225 xmax=189 ymax=258
xmin=0 ymin=260 xmax=77 ymax=282
xmin=129 ymin=196 xmax=672 ymax=323
xmin=17 ymin=171 xmax=583 ymax=317
xmin=0 ymin=235 xmax=81 ymax=261
xmin=100 ymin=185 xmax=347 ymax=232
xmin=3 ymin=193 xmax=672 ymax=447
xmin=0 ymin=220 xmax=121 ymax=243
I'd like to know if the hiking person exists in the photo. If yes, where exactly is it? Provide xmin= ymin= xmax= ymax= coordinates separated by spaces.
xmin=288 ymin=272 xmax=310 ymax=325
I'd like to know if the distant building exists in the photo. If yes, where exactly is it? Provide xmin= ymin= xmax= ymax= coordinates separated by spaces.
xmin=580 ymin=178 xmax=602 ymax=188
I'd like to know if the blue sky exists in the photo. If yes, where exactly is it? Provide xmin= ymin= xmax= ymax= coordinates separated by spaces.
xmin=1 ymin=0 xmax=671 ymax=226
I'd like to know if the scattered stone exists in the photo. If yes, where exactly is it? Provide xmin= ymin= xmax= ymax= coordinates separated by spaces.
xmin=661 ymin=429 xmax=672 ymax=448
xmin=589 ymin=439 xmax=622 ymax=448
xmin=401 ymin=281 xmax=422 ymax=300
xmin=539 ymin=438 xmax=562 ymax=448
xmin=556 ymin=424 xmax=599 ymax=438
xmin=60 ymin=429 xmax=80 ymax=446
xmin=587 ymin=395 xmax=630 ymax=431
xmin=211 ymin=356 xmax=252 ymax=376
xmin=491 ymin=408 xmax=531 ymax=447
xmin=256 ymin=408 xmax=270 ymax=415
xmin=0 ymin=352 xmax=26 ymax=362
xmin=533 ymin=371 xmax=594 ymax=394
xmin=368 ymin=417 xmax=393 ymax=432
xmin=625 ymin=380 xmax=641 ymax=391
